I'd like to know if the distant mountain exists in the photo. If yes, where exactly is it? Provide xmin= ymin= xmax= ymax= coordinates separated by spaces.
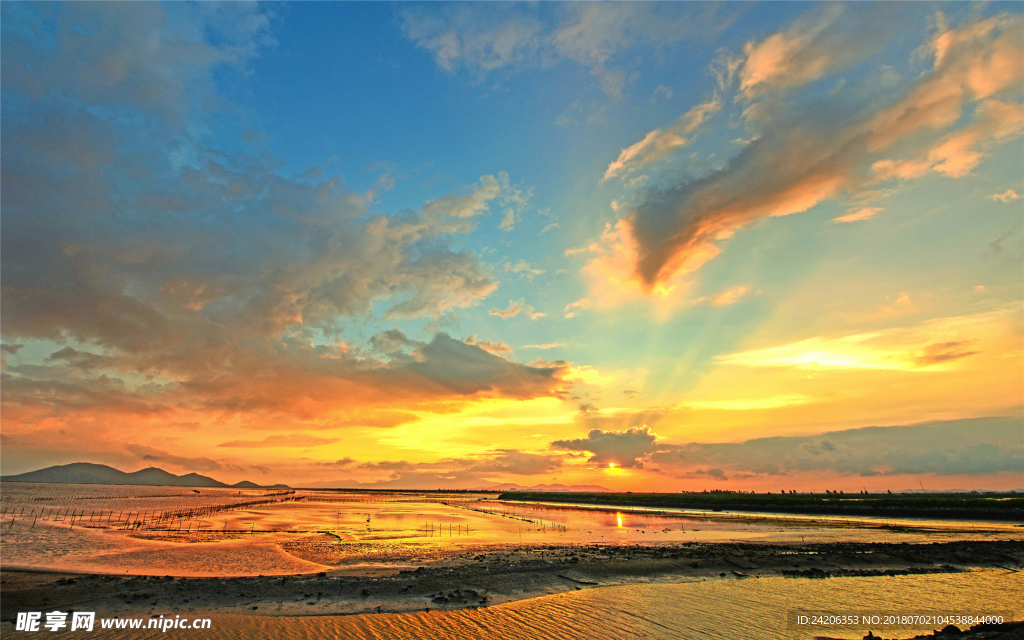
xmin=0 ymin=462 xmax=285 ymax=489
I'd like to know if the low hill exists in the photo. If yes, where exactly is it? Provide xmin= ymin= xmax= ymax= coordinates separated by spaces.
xmin=0 ymin=462 xmax=283 ymax=489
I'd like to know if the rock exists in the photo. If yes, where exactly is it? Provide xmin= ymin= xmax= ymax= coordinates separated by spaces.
xmin=938 ymin=625 xmax=962 ymax=635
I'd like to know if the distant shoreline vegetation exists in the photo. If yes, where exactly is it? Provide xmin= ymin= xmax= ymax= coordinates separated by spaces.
xmin=499 ymin=491 xmax=1024 ymax=522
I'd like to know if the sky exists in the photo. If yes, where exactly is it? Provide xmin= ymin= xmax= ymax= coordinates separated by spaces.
xmin=1 ymin=2 xmax=1022 ymax=492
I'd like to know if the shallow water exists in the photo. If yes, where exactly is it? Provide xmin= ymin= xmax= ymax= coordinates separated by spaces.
xmin=2 ymin=483 xmax=1019 ymax=576
xmin=8 ymin=571 xmax=1017 ymax=639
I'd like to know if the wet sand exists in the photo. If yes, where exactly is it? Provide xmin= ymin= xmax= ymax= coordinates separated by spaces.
xmin=2 ymin=539 xmax=1021 ymax=621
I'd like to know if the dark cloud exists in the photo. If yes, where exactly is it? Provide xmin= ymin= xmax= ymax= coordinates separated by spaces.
xmin=690 ymin=467 xmax=728 ymax=481
xmin=915 ymin=341 xmax=981 ymax=366
xmin=404 ymin=333 xmax=566 ymax=398
xmin=312 ymin=458 xmax=356 ymax=467
xmin=46 ymin=347 xmax=116 ymax=371
xmin=649 ymin=416 xmax=1023 ymax=478
xmin=551 ymin=426 xmax=657 ymax=468
xmin=1 ymin=372 xmax=167 ymax=416
xmin=125 ymin=444 xmax=222 ymax=472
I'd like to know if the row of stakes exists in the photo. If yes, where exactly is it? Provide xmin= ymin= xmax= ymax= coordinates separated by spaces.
xmin=3 ymin=509 xmax=570 ymax=539
xmin=1 ymin=495 xmax=305 ymax=532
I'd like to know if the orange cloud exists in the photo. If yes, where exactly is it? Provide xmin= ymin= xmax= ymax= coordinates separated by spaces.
xmin=563 ymin=298 xmax=592 ymax=318
xmin=489 ymin=298 xmax=544 ymax=320
xmin=590 ymin=13 xmax=1023 ymax=293
xmin=604 ymin=96 xmax=721 ymax=179
xmin=216 ymin=434 xmax=342 ymax=448
xmin=738 ymin=6 xmax=845 ymax=98
xmin=832 ymin=207 xmax=882 ymax=223
xmin=988 ymin=189 xmax=1020 ymax=202
xmin=464 ymin=334 xmax=514 ymax=354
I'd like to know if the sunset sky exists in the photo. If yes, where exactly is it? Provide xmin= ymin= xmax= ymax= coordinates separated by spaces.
xmin=2 ymin=2 xmax=1022 ymax=491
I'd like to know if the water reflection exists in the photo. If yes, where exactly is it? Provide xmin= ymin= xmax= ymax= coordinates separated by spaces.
xmin=2 ymin=483 xmax=1019 ymax=577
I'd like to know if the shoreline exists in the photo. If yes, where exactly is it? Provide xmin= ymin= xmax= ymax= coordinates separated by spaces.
xmin=502 ymin=492 xmax=1024 ymax=522
xmin=3 ymin=539 xmax=1021 ymax=622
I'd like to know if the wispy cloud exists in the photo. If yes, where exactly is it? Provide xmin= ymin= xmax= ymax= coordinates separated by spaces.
xmin=716 ymin=311 xmax=1005 ymax=371
xmin=402 ymin=4 xmax=735 ymax=98
xmin=988 ymin=189 xmax=1020 ymax=203
xmin=833 ymin=206 xmax=883 ymax=223
xmin=684 ymin=394 xmax=813 ymax=411
xmin=490 ymin=298 xmax=544 ymax=320
xmin=564 ymin=298 xmax=592 ymax=318
xmin=503 ymin=259 xmax=545 ymax=280
xmin=216 ymin=434 xmax=342 ymax=448
xmin=693 ymin=285 xmax=752 ymax=306
xmin=604 ymin=96 xmax=721 ymax=179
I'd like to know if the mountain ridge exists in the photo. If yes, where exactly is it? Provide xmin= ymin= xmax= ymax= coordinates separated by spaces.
xmin=0 ymin=462 xmax=286 ymax=489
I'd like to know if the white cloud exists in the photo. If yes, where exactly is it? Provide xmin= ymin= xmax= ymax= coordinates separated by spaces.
xmin=490 ymin=298 xmax=544 ymax=320
xmin=503 ymin=259 xmax=545 ymax=280
xmin=988 ymin=189 xmax=1020 ymax=203
xmin=402 ymin=4 xmax=733 ymax=98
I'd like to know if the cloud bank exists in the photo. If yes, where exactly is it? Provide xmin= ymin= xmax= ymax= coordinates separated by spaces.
xmin=0 ymin=4 xmax=569 ymax=445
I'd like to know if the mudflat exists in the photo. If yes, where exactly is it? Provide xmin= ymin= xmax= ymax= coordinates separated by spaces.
xmin=2 ymin=540 xmax=1021 ymax=621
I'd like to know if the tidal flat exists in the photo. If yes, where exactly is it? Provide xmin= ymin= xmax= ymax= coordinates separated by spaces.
xmin=1 ymin=483 xmax=1021 ymax=638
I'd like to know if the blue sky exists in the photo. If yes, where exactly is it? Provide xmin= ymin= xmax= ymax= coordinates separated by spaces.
xmin=2 ymin=2 xmax=1021 ymax=490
